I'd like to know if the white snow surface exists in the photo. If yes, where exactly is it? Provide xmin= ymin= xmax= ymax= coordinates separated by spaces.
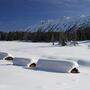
xmin=0 ymin=41 xmax=90 ymax=90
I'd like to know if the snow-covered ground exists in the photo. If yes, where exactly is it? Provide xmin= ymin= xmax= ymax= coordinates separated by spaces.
xmin=0 ymin=41 xmax=90 ymax=90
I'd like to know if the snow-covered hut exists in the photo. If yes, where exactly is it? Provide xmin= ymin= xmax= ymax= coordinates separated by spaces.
xmin=36 ymin=59 xmax=79 ymax=73
xmin=0 ymin=52 xmax=8 ymax=60
xmin=13 ymin=57 xmax=31 ymax=66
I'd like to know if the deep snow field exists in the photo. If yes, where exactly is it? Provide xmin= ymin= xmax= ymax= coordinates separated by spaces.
xmin=0 ymin=41 xmax=90 ymax=90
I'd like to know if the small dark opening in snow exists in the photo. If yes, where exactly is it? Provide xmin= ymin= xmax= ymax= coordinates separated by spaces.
xmin=5 ymin=56 xmax=13 ymax=61
xmin=29 ymin=63 xmax=36 ymax=68
xmin=71 ymin=68 xmax=80 ymax=73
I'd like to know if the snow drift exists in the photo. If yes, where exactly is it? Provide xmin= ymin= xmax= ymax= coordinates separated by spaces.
xmin=13 ymin=57 xmax=31 ymax=66
xmin=88 ymin=45 xmax=90 ymax=49
xmin=0 ymin=52 xmax=8 ymax=60
xmin=36 ymin=59 xmax=79 ymax=73
xmin=78 ymin=59 xmax=90 ymax=67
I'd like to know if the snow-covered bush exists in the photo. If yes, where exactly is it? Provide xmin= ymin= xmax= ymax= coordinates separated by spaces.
xmin=67 ymin=41 xmax=78 ymax=46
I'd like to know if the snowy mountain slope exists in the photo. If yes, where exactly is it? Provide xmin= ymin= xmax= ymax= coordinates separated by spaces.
xmin=1 ymin=0 xmax=90 ymax=32
xmin=27 ymin=16 xmax=90 ymax=32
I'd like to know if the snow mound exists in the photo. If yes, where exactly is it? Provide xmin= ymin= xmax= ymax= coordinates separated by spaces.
xmin=13 ymin=57 xmax=31 ymax=66
xmin=36 ymin=59 xmax=79 ymax=73
xmin=0 ymin=52 xmax=8 ymax=60
xmin=88 ymin=45 xmax=90 ymax=49
xmin=78 ymin=60 xmax=90 ymax=67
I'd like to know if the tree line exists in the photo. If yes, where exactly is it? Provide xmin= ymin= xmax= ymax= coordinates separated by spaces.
xmin=0 ymin=28 xmax=89 ymax=41
xmin=0 ymin=20 xmax=90 ymax=46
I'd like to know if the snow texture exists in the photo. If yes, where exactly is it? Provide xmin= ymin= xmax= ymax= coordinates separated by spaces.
xmin=0 ymin=41 xmax=90 ymax=90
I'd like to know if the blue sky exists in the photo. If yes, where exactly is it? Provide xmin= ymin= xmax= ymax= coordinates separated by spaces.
xmin=0 ymin=0 xmax=90 ymax=31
